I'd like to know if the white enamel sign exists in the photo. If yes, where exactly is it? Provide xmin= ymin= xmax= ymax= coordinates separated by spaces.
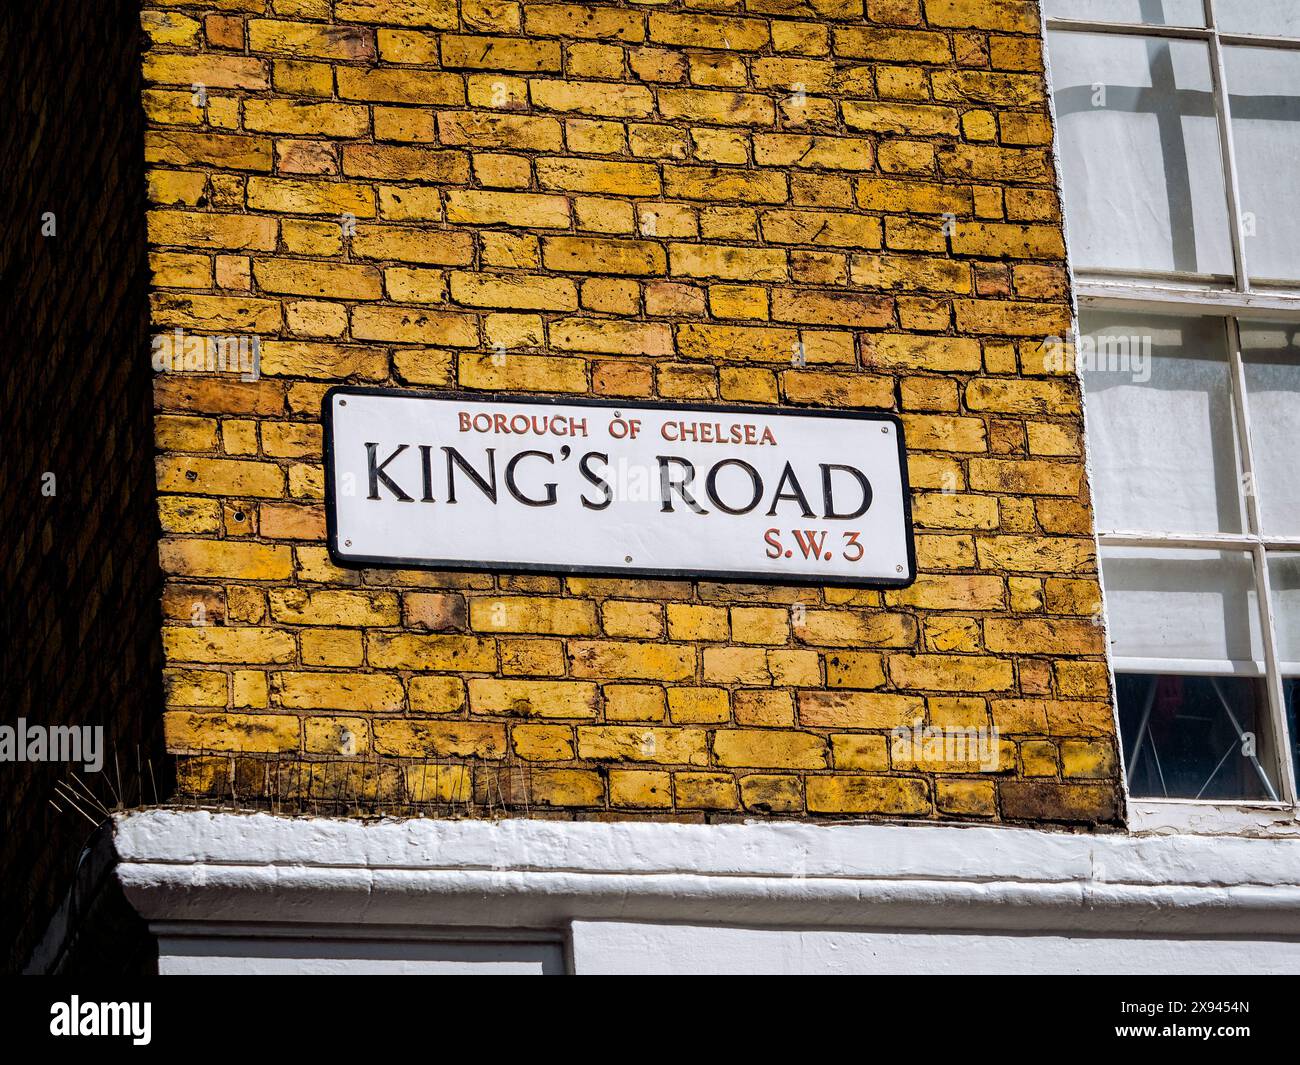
xmin=324 ymin=389 xmax=915 ymax=587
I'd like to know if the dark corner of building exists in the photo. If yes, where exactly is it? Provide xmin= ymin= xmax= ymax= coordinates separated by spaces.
xmin=1 ymin=1 xmax=169 ymax=974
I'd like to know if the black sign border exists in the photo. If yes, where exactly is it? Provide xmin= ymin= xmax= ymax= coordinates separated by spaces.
xmin=321 ymin=386 xmax=917 ymax=589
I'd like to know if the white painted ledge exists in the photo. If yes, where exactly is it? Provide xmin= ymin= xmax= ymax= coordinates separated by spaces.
xmin=114 ymin=810 xmax=1300 ymax=939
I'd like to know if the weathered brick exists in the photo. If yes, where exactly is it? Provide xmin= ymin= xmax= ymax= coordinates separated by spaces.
xmin=806 ymin=775 xmax=930 ymax=815
xmin=578 ymin=726 xmax=708 ymax=765
xmin=469 ymin=678 xmax=599 ymax=718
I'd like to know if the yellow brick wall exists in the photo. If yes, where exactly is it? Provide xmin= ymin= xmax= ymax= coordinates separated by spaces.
xmin=144 ymin=0 xmax=1122 ymax=825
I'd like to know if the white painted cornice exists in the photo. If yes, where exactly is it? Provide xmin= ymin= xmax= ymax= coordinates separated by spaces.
xmin=112 ymin=810 xmax=1300 ymax=938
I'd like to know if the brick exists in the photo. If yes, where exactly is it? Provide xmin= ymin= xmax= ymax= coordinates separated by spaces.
xmin=524 ymin=4 xmax=645 ymax=42
xmin=513 ymin=723 xmax=575 ymax=761
xmin=761 ymin=209 xmax=881 ymax=249
xmin=148 ymin=211 xmax=277 ymax=251
xmin=740 ymin=774 xmax=803 ymax=813
xmin=665 ymin=165 xmax=786 ymax=204
xmin=806 ymin=775 xmax=930 ymax=815
xmin=469 ymin=678 xmax=599 ymax=717
xmin=530 ymin=79 xmax=653 ymax=116
xmin=925 ymin=0 xmax=1039 ymax=33
xmin=253 ymin=259 xmax=382 ymax=300
xmin=451 ymin=272 xmax=578 ymax=311
xmin=969 ymin=459 xmax=1081 ymax=496
xmin=604 ymin=684 xmax=667 ymax=722
xmin=247 ymin=175 xmax=375 ymax=216
xmin=543 ymin=235 xmax=666 ymax=275
xmin=490 ymin=767 xmax=605 ymax=807
xmin=156 ymin=456 xmax=283 ymax=499
xmin=551 ymin=318 xmax=673 ymax=355
xmin=667 ymin=687 xmax=730 ymax=724
xmin=578 ymin=726 xmax=707 ymax=765
xmin=163 ymin=627 xmax=296 ymax=664
xmin=771 ymin=289 xmax=891 ymax=327
xmin=337 ymin=67 xmax=464 ymax=106
xmin=610 ymin=770 xmax=672 ymax=808
xmin=669 ymin=244 xmax=787 ymax=282
xmin=889 ymin=654 xmax=1015 ymax=692
xmin=407 ymin=676 xmax=467 ymax=714
xmin=300 ymin=629 xmax=364 ymax=668
xmin=164 ymin=669 xmax=227 ymax=708
xmin=985 ymin=618 xmax=1105 ymax=656
xmin=675 ymin=772 xmax=738 ymax=810
xmin=999 ymin=781 xmax=1119 ymax=825
xmin=795 ymin=610 xmax=915 ymax=648
xmin=469 ymin=596 xmax=597 ymax=635
xmin=269 ymin=588 xmax=399 ymax=627
xmin=834 ymin=27 xmax=950 ymax=63
xmin=352 ymin=306 xmax=478 ymax=346
xmin=151 ymin=292 xmax=281 ymax=332
xmin=143 ymin=52 xmax=267 ymax=90
xmin=952 ymin=222 xmax=1065 ymax=260
xmin=843 ymin=101 xmax=959 ymax=136
xmin=569 ymin=641 xmax=694 ymax=681
xmin=342 ymin=144 xmax=470 ymax=182
xmin=714 ymin=730 xmax=827 ymax=770
xmin=936 ymin=778 xmax=996 ymax=817
xmin=538 ymin=157 xmax=661 ymax=196
xmin=460 ymin=351 xmax=587 ymax=392
xmin=165 ymin=712 xmax=298 ymax=753
xmin=439 ymin=111 xmax=564 ymax=151
xmin=146 ymin=130 xmax=273 ymax=171
xmin=754 ymin=133 xmax=872 ymax=170
xmin=244 ymin=99 xmax=370 ymax=137
xmin=274 ymin=672 xmax=403 ymax=711
xmin=442 ymin=34 xmax=561 ymax=71
xmin=158 ymin=539 xmax=292 ymax=580
xmin=374 ymin=719 xmax=507 ymax=759
xmin=799 ymin=691 xmax=924 ymax=729
xmin=782 ymin=369 xmax=894 ymax=408
xmin=368 ymin=633 xmax=497 ymax=671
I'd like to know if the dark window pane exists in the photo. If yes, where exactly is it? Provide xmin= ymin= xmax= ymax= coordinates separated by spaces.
xmin=1117 ymin=673 xmax=1279 ymax=799
xmin=1287 ymin=678 xmax=1299 ymax=790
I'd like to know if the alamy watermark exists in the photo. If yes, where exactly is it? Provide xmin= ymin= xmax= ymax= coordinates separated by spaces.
xmin=151 ymin=326 xmax=260 ymax=381
xmin=890 ymin=722 xmax=1001 ymax=772
xmin=1041 ymin=332 xmax=1152 ymax=383
xmin=50 ymin=997 xmax=151 ymax=1045
xmin=0 ymin=719 xmax=103 ymax=772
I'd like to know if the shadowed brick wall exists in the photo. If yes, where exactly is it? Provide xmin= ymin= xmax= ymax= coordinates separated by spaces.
xmin=143 ymin=0 xmax=1123 ymax=827
xmin=1 ymin=1 xmax=161 ymax=972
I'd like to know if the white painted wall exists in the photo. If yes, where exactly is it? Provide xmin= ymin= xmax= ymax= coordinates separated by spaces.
xmin=570 ymin=922 xmax=1300 ymax=975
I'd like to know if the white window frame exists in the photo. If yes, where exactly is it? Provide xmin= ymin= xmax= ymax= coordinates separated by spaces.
xmin=1043 ymin=0 xmax=1300 ymax=822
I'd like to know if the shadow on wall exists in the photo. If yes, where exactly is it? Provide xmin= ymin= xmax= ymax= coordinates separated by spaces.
xmin=0 ymin=1 xmax=165 ymax=973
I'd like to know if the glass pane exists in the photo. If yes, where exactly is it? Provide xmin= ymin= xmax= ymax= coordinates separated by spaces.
xmin=1241 ymin=323 xmax=1300 ymax=534
xmin=1043 ymin=0 xmax=1204 ymax=25
xmin=1269 ymin=553 xmax=1300 ymax=671
xmin=1049 ymin=32 xmax=1233 ymax=277
xmin=1081 ymin=312 xmax=1246 ymax=534
xmin=1117 ymin=673 xmax=1278 ymax=799
xmin=1101 ymin=546 xmax=1265 ymax=669
xmin=1223 ymin=47 xmax=1300 ymax=284
xmin=1216 ymin=1 xmax=1300 ymax=37
xmin=1286 ymin=678 xmax=1299 ymax=792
